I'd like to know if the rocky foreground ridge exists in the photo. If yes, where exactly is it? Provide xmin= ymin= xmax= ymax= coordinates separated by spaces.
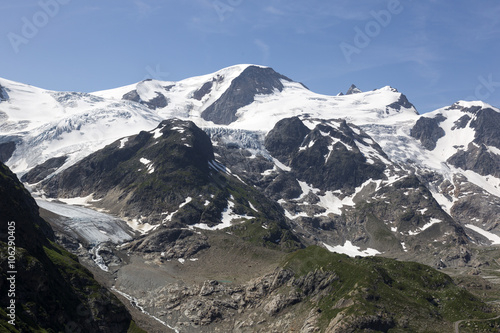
xmin=0 ymin=161 xmax=141 ymax=332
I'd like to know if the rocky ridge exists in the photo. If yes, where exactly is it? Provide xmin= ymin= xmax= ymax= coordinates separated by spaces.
xmin=0 ymin=161 xmax=137 ymax=332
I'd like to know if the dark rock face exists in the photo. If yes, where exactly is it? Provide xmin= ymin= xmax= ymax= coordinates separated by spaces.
xmin=123 ymin=89 xmax=169 ymax=109
xmin=193 ymin=75 xmax=224 ymax=101
xmin=264 ymin=117 xmax=310 ymax=164
xmin=363 ymin=175 xmax=467 ymax=242
xmin=0 ymin=163 xmax=54 ymax=250
xmin=122 ymin=89 xmax=141 ymax=103
xmin=345 ymin=84 xmax=361 ymax=95
xmin=41 ymin=119 xmax=216 ymax=224
xmin=21 ymin=155 xmax=68 ymax=184
xmin=123 ymin=228 xmax=209 ymax=258
xmin=452 ymin=114 xmax=471 ymax=130
xmin=193 ymin=81 xmax=213 ymax=100
xmin=264 ymin=174 xmax=302 ymax=200
xmin=0 ymin=162 xmax=132 ymax=332
xmin=146 ymin=92 xmax=169 ymax=109
xmin=387 ymin=93 xmax=417 ymax=113
xmin=0 ymin=85 xmax=8 ymax=101
xmin=201 ymin=66 xmax=292 ymax=125
xmin=291 ymin=122 xmax=386 ymax=191
xmin=0 ymin=141 xmax=16 ymax=163
xmin=265 ymin=118 xmax=386 ymax=193
xmin=410 ymin=114 xmax=446 ymax=150
xmin=470 ymin=108 xmax=500 ymax=148
xmin=448 ymin=143 xmax=500 ymax=178
xmin=448 ymin=102 xmax=482 ymax=114
xmin=446 ymin=107 xmax=500 ymax=177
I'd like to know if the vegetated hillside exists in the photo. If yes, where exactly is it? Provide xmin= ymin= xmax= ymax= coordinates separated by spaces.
xmin=279 ymin=246 xmax=497 ymax=332
xmin=0 ymin=162 xmax=142 ymax=332
xmin=123 ymin=244 xmax=498 ymax=332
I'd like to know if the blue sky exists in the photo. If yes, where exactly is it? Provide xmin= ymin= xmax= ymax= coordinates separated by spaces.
xmin=1 ymin=0 xmax=499 ymax=113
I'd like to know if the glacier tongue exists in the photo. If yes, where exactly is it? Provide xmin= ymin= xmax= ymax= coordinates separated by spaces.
xmin=36 ymin=198 xmax=134 ymax=245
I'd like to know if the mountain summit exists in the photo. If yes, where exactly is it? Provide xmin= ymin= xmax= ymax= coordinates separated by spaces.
xmin=201 ymin=65 xmax=294 ymax=125
xmin=346 ymin=84 xmax=362 ymax=95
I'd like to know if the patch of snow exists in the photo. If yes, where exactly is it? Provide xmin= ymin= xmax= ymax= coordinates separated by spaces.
xmin=283 ymin=209 xmax=308 ymax=220
xmin=119 ymin=137 xmax=129 ymax=148
xmin=316 ymin=191 xmax=344 ymax=216
xmin=151 ymin=127 xmax=163 ymax=139
xmin=248 ymin=201 xmax=259 ymax=212
xmin=179 ymin=197 xmax=192 ymax=209
xmin=296 ymin=181 xmax=315 ymax=200
xmin=465 ymin=224 xmax=500 ymax=245
xmin=162 ymin=197 xmax=193 ymax=223
xmin=190 ymin=195 xmax=253 ymax=230
xmin=272 ymin=157 xmax=291 ymax=172
xmin=261 ymin=166 xmax=276 ymax=176
xmin=171 ymin=126 xmax=185 ymax=133
xmin=429 ymin=188 xmax=455 ymax=214
xmin=401 ymin=242 xmax=408 ymax=252
xmin=408 ymin=218 xmax=442 ymax=235
xmin=487 ymin=145 xmax=500 ymax=156
xmin=417 ymin=208 xmax=428 ymax=215
xmin=323 ymin=241 xmax=381 ymax=257
xmin=126 ymin=218 xmax=158 ymax=234
xmin=140 ymin=158 xmax=152 ymax=165
xmin=462 ymin=169 xmax=500 ymax=198
xmin=58 ymin=193 xmax=95 ymax=206
xmin=138 ymin=157 xmax=155 ymax=173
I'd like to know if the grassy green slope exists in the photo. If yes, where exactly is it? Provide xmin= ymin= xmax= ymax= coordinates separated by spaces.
xmin=282 ymin=246 xmax=497 ymax=332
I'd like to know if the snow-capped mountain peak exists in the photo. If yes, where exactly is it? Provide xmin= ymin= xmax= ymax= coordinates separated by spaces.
xmin=449 ymin=100 xmax=499 ymax=113
xmin=0 ymin=76 xmax=163 ymax=176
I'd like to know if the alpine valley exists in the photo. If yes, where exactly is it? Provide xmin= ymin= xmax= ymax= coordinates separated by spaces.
xmin=1 ymin=64 xmax=500 ymax=332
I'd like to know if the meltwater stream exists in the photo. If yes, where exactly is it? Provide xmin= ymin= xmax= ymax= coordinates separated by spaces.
xmin=36 ymin=198 xmax=179 ymax=331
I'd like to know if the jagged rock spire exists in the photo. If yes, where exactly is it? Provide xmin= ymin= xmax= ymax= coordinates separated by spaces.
xmin=346 ymin=84 xmax=362 ymax=95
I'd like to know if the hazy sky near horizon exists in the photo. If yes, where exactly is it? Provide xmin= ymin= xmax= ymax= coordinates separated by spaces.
xmin=1 ymin=0 xmax=499 ymax=113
